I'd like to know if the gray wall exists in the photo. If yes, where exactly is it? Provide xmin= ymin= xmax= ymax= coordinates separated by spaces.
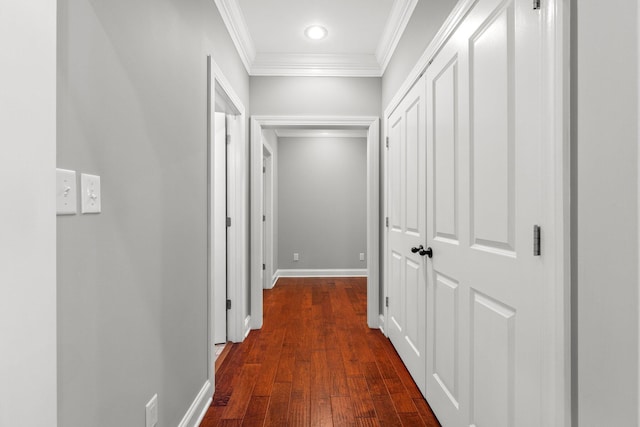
xmin=250 ymin=76 xmax=381 ymax=116
xmin=381 ymin=0 xmax=458 ymax=110
xmin=575 ymin=0 xmax=639 ymax=425
xmin=56 ymin=0 xmax=249 ymax=426
xmin=278 ymin=137 xmax=367 ymax=270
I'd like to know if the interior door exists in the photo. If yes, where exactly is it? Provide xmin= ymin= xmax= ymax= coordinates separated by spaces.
xmin=424 ymin=0 xmax=545 ymax=425
xmin=213 ymin=112 xmax=227 ymax=344
xmin=387 ymin=77 xmax=427 ymax=396
xmin=262 ymin=154 xmax=268 ymax=290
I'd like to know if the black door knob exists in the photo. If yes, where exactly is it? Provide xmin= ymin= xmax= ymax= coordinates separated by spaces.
xmin=419 ymin=247 xmax=433 ymax=258
xmin=411 ymin=245 xmax=423 ymax=253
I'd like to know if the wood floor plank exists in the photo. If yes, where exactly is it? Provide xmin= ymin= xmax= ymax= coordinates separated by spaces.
xmin=310 ymin=398 xmax=333 ymax=427
xmin=200 ymin=277 xmax=441 ymax=427
xmin=222 ymin=364 xmax=261 ymax=420
xmin=241 ymin=396 xmax=269 ymax=427
xmin=263 ymin=381 xmax=291 ymax=427
xmin=331 ymin=396 xmax=356 ymax=425
xmin=347 ymin=377 xmax=376 ymax=419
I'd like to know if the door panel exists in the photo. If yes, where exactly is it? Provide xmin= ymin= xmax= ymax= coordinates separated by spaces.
xmin=433 ymin=273 xmax=459 ymax=407
xmin=470 ymin=6 xmax=515 ymax=253
xmin=471 ymin=291 xmax=515 ymax=427
xmin=433 ymin=57 xmax=459 ymax=244
xmin=425 ymin=0 xmax=545 ymax=426
xmin=387 ymin=78 xmax=427 ymax=395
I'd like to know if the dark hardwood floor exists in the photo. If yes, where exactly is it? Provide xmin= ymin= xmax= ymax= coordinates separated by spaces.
xmin=200 ymin=277 xmax=441 ymax=427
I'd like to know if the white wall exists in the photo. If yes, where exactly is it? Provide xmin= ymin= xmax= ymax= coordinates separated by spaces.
xmin=0 ymin=2 xmax=57 ymax=426
xmin=57 ymin=0 xmax=249 ymax=425
xmin=277 ymin=137 xmax=368 ymax=271
xmin=575 ymin=0 xmax=639 ymax=425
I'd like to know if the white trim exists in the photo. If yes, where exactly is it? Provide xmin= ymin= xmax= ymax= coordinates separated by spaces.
xmin=251 ymin=116 xmax=380 ymax=329
xmin=378 ymin=314 xmax=386 ymax=335
xmin=276 ymin=269 xmax=368 ymax=278
xmin=213 ymin=0 xmax=255 ymax=73
xmin=251 ymin=53 xmax=382 ymax=77
xmin=177 ymin=380 xmax=213 ymax=427
xmin=244 ymin=315 xmax=251 ymax=338
xmin=541 ymin=1 xmax=571 ymax=426
xmin=274 ymin=129 xmax=368 ymax=139
xmin=207 ymin=56 xmax=248 ymax=395
xmin=213 ymin=0 xmax=418 ymax=77
xmin=376 ymin=0 xmax=418 ymax=73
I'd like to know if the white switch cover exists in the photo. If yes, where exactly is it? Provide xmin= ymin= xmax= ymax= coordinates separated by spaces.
xmin=293 ymin=253 xmax=299 ymax=261
xmin=81 ymin=173 xmax=101 ymax=214
xmin=56 ymin=169 xmax=77 ymax=215
xmin=145 ymin=394 xmax=158 ymax=427
xmin=359 ymin=253 xmax=365 ymax=261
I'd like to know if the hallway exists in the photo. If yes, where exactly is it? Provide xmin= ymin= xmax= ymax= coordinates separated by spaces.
xmin=201 ymin=278 xmax=440 ymax=426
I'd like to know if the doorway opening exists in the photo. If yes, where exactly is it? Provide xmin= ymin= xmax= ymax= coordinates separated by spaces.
xmin=207 ymin=57 xmax=248 ymax=391
xmin=250 ymin=116 xmax=380 ymax=330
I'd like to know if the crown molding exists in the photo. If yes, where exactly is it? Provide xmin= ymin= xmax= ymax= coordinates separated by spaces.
xmin=251 ymin=53 xmax=382 ymax=77
xmin=375 ymin=0 xmax=418 ymax=73
xmin=214 ymin=0 xmax=417 ymax=77
xmin=214 ymin=0 xmax=256 ymax=73
xmin=274 ymin=129 xmax=368 ymax=138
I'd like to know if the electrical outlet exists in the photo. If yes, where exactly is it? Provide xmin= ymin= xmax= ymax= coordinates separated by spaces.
xmin=359 ymin=252 xmax=365 ymax=261
xmin=293 ymin=253 xmax=299 ymax=261
xmin=145 ymin=394 xmax=158 ymax=427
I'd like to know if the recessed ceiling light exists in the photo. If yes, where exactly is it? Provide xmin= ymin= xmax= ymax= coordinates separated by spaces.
xmin=305 ymin=25 xmax=328 ymax=40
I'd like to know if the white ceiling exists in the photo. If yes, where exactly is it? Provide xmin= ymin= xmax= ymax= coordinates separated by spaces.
xmin=214 ymin=0 xmax=418 ymax=77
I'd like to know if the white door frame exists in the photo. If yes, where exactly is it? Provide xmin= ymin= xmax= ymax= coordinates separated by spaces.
xmin=250 ymin=116 xmax=380 ymax=329
xmin=207 ymin=57 xmax=248 ymax=390
xmin=381 ymin=0 xmax=570 ymax=425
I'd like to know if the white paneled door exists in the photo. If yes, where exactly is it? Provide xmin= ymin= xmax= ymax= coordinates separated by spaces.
xmin=424 ymin=0 xmax=546 ymax=426
xmin=387 ymin=77 xmax=427 ymax=396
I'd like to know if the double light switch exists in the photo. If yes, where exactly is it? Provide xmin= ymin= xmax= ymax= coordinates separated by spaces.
xmin=56 ymin=169 xmax=101 ymax=215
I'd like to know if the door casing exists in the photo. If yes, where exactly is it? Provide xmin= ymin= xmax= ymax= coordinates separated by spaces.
xmin=207 ymin=57 xmax=248 ymax=393
xmin=250 ymin=116 xmax=380 ymax=329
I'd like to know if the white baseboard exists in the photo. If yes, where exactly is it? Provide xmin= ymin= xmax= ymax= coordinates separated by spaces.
xmin=244 ymin=315 xmax=252 ymax=337
xmin=178 ymin=380 xmax=212 ymax=427
xmin=275 ymin=268 xmax=367 ymax=278
xmin=379 ymin=314 xmax=386 ymax=335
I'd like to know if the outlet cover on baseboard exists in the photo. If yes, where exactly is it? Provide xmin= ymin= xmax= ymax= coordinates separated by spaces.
xmin=145 ymin=394 xmax=158 ymax=427
xmin=293 ymin=253 xmax=299 ymax=261
xmin=359 ymin=253 xmax=365 ymax=261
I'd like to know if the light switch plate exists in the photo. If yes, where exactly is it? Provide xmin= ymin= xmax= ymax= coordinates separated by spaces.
xmin=81 ymin=173 xmax=101 ymax=214
xmin=56 ymin=169 xmax=77 ymax=215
